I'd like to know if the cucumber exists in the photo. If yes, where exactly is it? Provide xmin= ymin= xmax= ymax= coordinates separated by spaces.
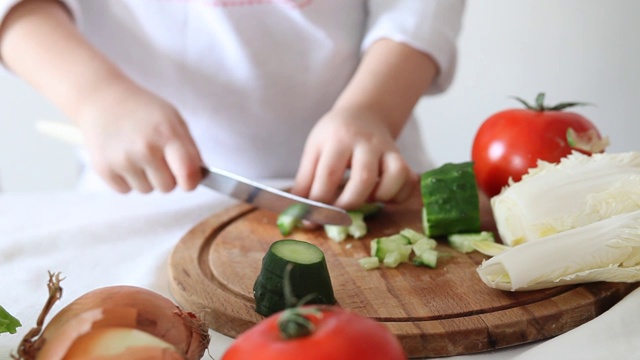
xmin=358 ymin=256 xmax=381 ymax=270
xmin=412 ymin=237 xmax=437 ymax=256
xmin=412 ymin=248 xmax=438 ymax=268
xmin=400 ymin=228 xmax=431 ymax=245
xmin=323 ymin=203 xmax=381 ymax=241
xmin=370 ymin=234 xmax=410 ymax=261
xmin=253 ymin=239 xmax=335 ymax=317
xmin=276 ymin=204 xmax=308 ymax=236
xmin=420 ymin=162 xmax=481 ymax=237
xmin=448 ymin=231 xmax=495 ymax=254
xmin=324 ymin=211 xmax=367 ymax=242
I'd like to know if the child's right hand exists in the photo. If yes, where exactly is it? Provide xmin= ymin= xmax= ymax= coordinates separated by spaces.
xmin=76 ymin=80 xmax=203 ymax=193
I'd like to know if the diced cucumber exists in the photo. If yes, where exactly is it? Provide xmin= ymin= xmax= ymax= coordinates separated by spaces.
xmin=371 ymin=234 xmax=411 ymax=261
xmin=347 ymin=211 xmax=366 ymax=239
xmin=358 ymin=256 xmax=380 ymax=270
xmin=324 ymin=210 xmax=368 ymax=242
xmin=448 ymin=231 xmax=495 ymax=254
xmin=412 ymin=238 xmax=437 ymax=256
xmin=324 ymin=224 xmax=349 ymax=242
xmin=399 ymin=228 xmax=429 ymax=244
xmin=413 ymin=249 xmax=438 ymax=268
xmin=414 ymin=249 xmax=438 ymax=268
xmin=398 ymin=244 xmax=413 ymax=263
xmin=420 ymin=162 xmax=481 ymax=237
xmin=383 ymin=251 xmax=403 ymax=268
xmin=276 ymin=204 xmax=308 ymax=236
xmin=253 ymin=239 xmax=335 ymax=317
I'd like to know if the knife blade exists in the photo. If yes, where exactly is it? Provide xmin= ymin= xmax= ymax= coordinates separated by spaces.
xmin=200 ymin=167 xmax=352 ymax=225
xmin=36 ymin=120 xmax=352 ymax=225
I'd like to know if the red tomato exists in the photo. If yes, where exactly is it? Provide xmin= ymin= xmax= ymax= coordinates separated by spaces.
xmin=221 ymin=306 xmax=406 ymax=360
xmin=472 ymin=93 xmax=607 ymax=197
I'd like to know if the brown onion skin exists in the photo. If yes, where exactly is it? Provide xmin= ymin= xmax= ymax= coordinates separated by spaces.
xmin=35 ymin=286 xmax=210 ymax=360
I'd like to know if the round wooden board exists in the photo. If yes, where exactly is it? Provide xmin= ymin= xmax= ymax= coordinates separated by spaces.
xmin=169 ymin=203 xmax=639 ymax=358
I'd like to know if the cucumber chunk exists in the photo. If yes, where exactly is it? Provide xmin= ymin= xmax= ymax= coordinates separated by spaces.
xmin=412 ymin=238 xmax=437 ymax=256
xmin=358 ymin=256 xmax=381 ymax=270
xmin=399 ymin=228 xmax=429 ymax=244
xmin=371 ymin=234 xmax=411 ymax=261
xmin=421 ymin=162 xmax=481 ymax=237
xmin=253 ymin=239 xmax=335 ymax=317
xmin=276 ymin=204 xmax=308 ymax=236
xmin=383 ymin=251 xmax=403 ymax=268
xmin=413 ymin=249 xmax=438 ymax=268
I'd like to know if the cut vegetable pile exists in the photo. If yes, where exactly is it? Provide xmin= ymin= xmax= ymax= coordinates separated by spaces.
xmin=478 ymin=151 xmax=640 ymax=291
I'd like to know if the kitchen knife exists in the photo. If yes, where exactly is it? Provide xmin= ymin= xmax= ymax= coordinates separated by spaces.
xmin=35 ymin=120 xmax=352 ymax=226
xmin=200 ymin=166 xmax=351 ymax=225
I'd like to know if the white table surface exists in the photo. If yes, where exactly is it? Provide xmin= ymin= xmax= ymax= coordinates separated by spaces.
xmin=1 ymin=187 xmax=639 ymax=360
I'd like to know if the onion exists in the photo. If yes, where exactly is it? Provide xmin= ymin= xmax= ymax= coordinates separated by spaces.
xmin=14 ymin=272 xmax=210 ymax=360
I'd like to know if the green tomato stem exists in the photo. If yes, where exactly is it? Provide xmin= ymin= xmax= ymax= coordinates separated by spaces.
xmin=512 ymin=92 xmax=591 ymax=112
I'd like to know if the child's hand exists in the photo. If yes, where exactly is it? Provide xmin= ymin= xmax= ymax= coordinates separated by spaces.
xmin=292 ymin=108 xmax=418 ymax=210
xmin=77 ymin=81 xmax=203 ymax=193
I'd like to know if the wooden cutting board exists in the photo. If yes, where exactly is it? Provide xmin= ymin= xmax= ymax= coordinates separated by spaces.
xmin=169 ymin=203 xmax=638 ymax=358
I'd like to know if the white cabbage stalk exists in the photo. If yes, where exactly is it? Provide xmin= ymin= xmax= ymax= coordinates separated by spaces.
xmin=477 ymin=210 xmax=640 ymax=291
xmin=492 ymin=151 xmax=640 ymax=246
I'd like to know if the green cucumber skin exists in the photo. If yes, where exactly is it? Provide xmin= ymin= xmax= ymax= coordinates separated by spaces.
xmin=421 ymin=162 xmax=481 ymax=237
xmin=253 ymin=240 xmax=335 ymax=317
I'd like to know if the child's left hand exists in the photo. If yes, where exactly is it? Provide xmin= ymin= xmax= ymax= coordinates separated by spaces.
xmin=291 ymin=108 xmax=418 ymax=210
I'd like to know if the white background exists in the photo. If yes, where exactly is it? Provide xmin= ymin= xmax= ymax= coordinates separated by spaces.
xmin=1 ymin=0 xmax=638 ymax=192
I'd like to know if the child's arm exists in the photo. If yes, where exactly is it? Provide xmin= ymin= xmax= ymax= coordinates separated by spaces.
xmin=292 ymin=39 xmax=438 ymax=209
xmin=0 ymin=0 xmax=202 ymax=193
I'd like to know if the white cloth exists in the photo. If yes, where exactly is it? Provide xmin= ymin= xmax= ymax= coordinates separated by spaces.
xmin=0 ymin=0 xmax=465 ymax=190
xmin=1 ymin=189 xmax=639 ymax=359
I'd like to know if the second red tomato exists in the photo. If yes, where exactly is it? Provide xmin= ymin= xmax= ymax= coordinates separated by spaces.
xmin=471 ymin=93 xmax=607 ymax=197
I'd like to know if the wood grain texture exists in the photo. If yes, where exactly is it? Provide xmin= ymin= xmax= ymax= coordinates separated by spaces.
xmin=169 ymin=203 xmax=639 ymax=358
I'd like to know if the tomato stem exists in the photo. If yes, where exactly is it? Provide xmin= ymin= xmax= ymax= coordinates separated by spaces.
xmin=277 ymin=263 xmax=324 ymax=340
xmin=512 ymin=92 xmax=591 ymax=112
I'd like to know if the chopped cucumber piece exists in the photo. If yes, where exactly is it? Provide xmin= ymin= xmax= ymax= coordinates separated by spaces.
xmin=324 ymin=210 xmax=368 ymax=242
xmin=413 ymin=249 xmax=438 ymax=268
xmin=412 ymin=238 xmax=437 ymax=256
xmin=399 ymin=228 xmax=429 ymax=244
xmin=271 ymin=239 xmax=325 ymax=264
xmin=347 ymin=211 xmax=366 ymax=239
xmin=253 ymin=239 xmax=335 ymax=317
xmin=448 ymin=231 xmax=495 ymax=254
xmin=420 ymin=162 xmax=481 ymax=237
xmin=324 ymin=224 xmax=349 ymax=242
xmin=398 ymin=244 xmax=413 ymax=263
xmin=358 ymin=257 xmax=381 ymax=270
xmin=277 ymin=204 xmax=308 ymax=236
xmin=371 ymin=234 xmax=411 ymax=261
xmin=383 ymin=251 xmax=403 ymax=268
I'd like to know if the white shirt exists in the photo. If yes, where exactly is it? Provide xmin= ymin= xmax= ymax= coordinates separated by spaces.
xmin=1 ymin=0 xmax=464 ymax=190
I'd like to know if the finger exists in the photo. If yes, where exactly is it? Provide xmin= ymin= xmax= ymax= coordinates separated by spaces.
xmin=334 ymin=145 xmax=379 ymax=209
xmin=308 ymin=144 xmax=351 ymax=205
xmin=164 ymin=140 xmax=203 ymax=191
xmin=291 ymin=142 xmax=320 ymax=198
xmin=119 ymin=164 xmax=154 ymax=193
xmin=391 ymin=170 xmax=418 ymax=204
xmin=90 ymin=157 xmax=132 ymax=193
xmin=143 ymin=157 xmax=177 ymax=193
xmin=100 ymin=170 xmax=132 ymax=193
xmin=374 ymin=152 xmax=409 ymax=202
